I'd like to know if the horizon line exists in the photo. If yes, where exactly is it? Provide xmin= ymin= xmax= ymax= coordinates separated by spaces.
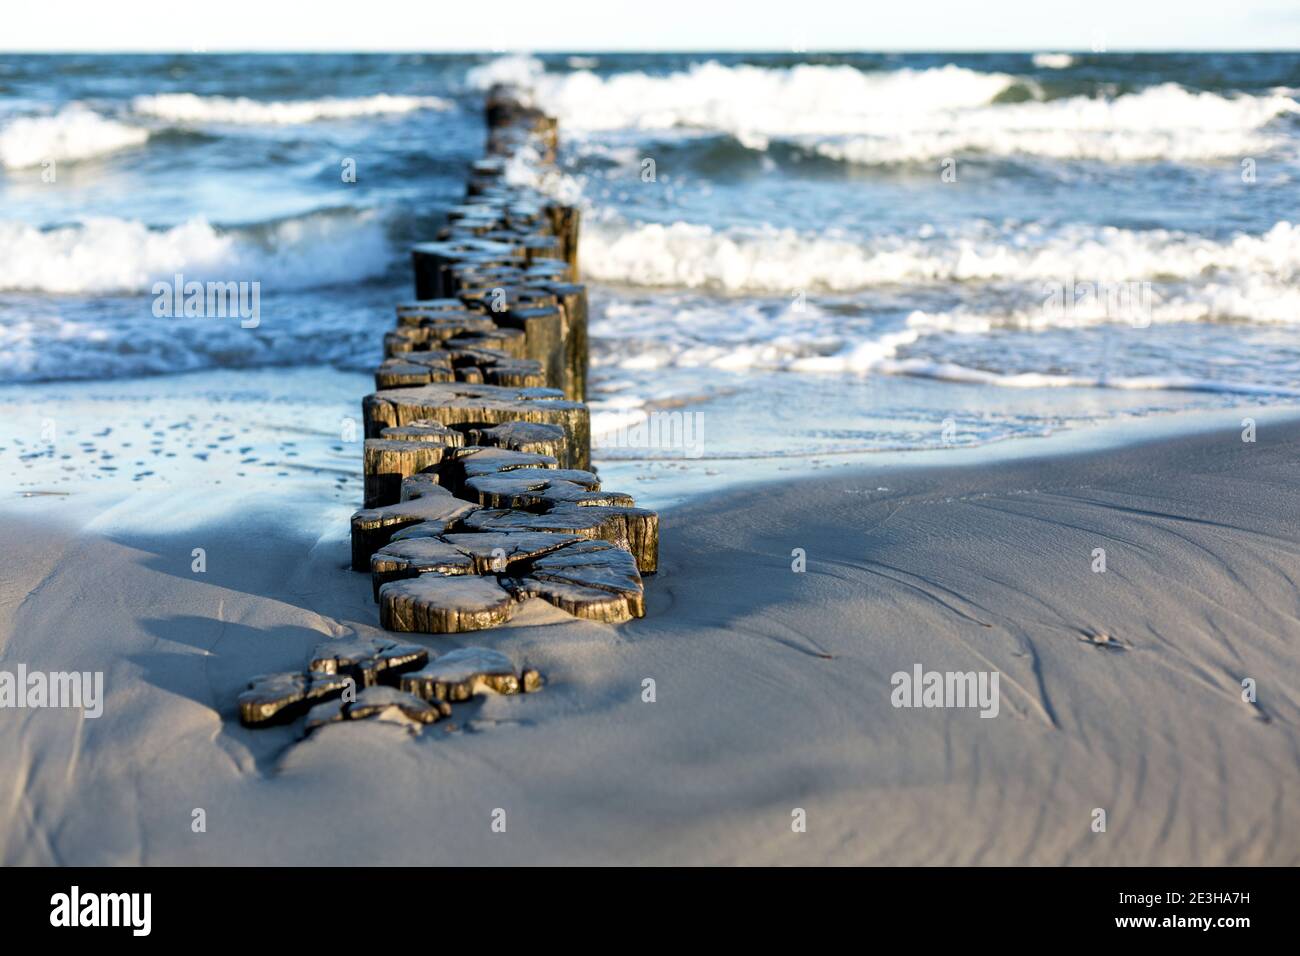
xmin=4 ymin=47 xmax=1300 ymax=54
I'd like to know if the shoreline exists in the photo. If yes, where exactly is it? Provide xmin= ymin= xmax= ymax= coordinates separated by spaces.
xmin=2 ymin=404 xmax=1296 ymax=864
xmin=5 ymin=363 xmax=1297 ymax=515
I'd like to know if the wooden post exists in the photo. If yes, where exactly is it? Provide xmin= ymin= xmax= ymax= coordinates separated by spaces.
xmin=237 ymin=84 xmax=670 ymax=726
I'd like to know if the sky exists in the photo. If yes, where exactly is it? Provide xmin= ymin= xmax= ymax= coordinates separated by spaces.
xmin=3 ymin=0 xmax=1299 ymax=51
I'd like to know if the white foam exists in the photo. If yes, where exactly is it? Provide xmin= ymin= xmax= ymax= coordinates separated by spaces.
xmin=787 ymin=330 xmax=925 ymax=373
xmin=1032 ymin=53 xmax=1075 ymax=69
xmin=130 ymin=93 xmax=452 ymax=125
xmin=466 ymin=54 xmax=546 ymax=91
xmin=580 ymin=219 xmax=1300 ymax=292
xmin=816 ymin=84 xmax=1296 ymax=163
xmin=592 ymin=291 xmax=1300 ymax=403
xmin=907 ymin=276 xmax=1300 ymax=332
xmin=872 ymin=358 xmax=1300 ymax=398
xmin=589 ymin=403 xmax=651 ymax=438
xmin=501 ymin=142 xmax=585 ymax=204
xmin=484 ymin=57 xmax=1295 ymax=162
xmin=0 ymin=107 xmax=149 ymax=169
xmin=593 ymin=294 xmax=888 ymax=376
xmin=519 ymin=60 xmax=1016 ymax=148
xmin=0 ymin=211 xmax=392 ymax=294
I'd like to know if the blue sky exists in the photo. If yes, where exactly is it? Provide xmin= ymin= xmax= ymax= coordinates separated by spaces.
xmin=5 ymin=0 xmax=1300 ymax=51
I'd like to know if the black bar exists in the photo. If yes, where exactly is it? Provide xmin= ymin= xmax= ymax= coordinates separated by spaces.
xmin=0 ymin=867 xmax=1280 ymax=940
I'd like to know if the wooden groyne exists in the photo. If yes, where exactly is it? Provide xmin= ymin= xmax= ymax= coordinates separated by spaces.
xmin=237 ymin=87 xmax=658 ymax=731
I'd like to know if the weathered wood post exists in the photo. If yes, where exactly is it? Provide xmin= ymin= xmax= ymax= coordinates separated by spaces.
xmin=236 ymin=81 xmax=662 ymax=729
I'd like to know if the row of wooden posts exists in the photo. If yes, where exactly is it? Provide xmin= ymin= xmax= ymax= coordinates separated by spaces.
xmin=237 ymin=87 xmax=658 ymax=731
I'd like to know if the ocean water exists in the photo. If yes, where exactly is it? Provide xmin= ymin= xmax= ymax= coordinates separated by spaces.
xmin=2 ymin=51 xmax=1299 ymax=469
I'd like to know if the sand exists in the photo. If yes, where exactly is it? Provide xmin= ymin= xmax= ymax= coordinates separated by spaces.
xmin=1 ymin=399 xmax=1298 ymax=865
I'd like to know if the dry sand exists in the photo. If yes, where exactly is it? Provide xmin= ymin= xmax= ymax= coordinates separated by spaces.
xmin=1 ymin=406 xmax=1297 ymax=865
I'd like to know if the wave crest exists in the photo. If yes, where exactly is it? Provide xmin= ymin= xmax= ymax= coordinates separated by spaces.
xmin=815 ymin=84 xmax=1297 ymax=163
xmin=131 ymin=92 xmax=452 ymax=124
xmin=580 ymin=219 xmax=1300 ymax=292
xmin=0 ymin=107 xmax=149 ymax=168
xmin=0 ymin=211 xmax=392 ymax=294
xmin=1032 ymin=53 xmax=1075 ymax=70
xmin=522 ymin=60 xmax=1016 ymax=149
xmin=479 ymin=56 xmax=1297 ymax=163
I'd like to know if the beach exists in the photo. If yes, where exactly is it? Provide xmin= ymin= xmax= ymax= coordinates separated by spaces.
xmin=2 ymin=394 xmax=1296 ymax=865
xmin=2 ymin=48 xmax=1299 ymax=870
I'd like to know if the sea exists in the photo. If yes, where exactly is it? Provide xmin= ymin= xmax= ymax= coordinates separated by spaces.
xmin=2 ymin=51 xmax=1298 ymax=498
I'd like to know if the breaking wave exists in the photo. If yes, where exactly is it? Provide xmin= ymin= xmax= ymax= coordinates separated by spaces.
xmin=580 ymin=219 xmax=1300 ymax=292
xmin=0 ymin=209 xmax=393 ymax=294
xmin=474 ymin=56 xmax=1297 ymax=162
xmin=0 ymin=107 xmax=149 ymax=168
xmin=130 ymin=92 xmax=452 ymax=124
